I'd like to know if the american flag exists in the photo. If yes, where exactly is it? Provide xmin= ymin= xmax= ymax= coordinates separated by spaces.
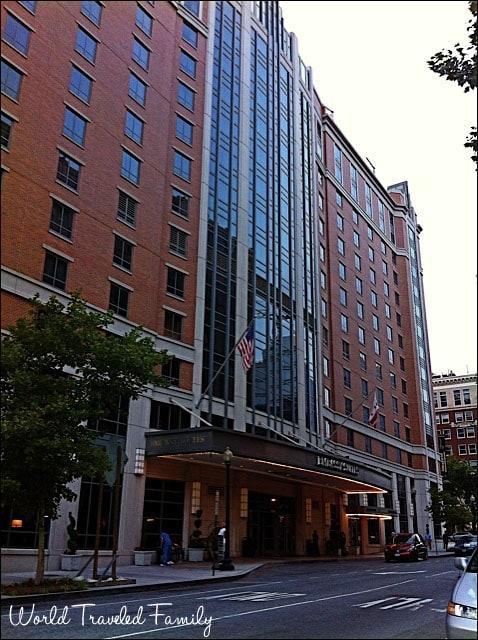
xmin=237 ymin=326 xmax=254 ymax=372
xmin=369 ymin=390 xmax=379 ymax=427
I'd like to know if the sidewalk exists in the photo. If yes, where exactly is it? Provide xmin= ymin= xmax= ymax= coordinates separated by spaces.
xmin=1 ymin=551 xmax=451 ymax=604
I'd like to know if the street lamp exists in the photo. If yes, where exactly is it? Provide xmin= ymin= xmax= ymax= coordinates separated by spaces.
xmin=218 ymin=446 xmax=235 ymax=571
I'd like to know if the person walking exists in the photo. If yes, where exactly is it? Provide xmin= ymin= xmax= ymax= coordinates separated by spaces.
xmin=159 ymin=531 xmax=174 ymax=565
xmin=424 ymin=524 xmax=432 ymax=550
xmin=443 ymin=530 xmax=449 ymax=551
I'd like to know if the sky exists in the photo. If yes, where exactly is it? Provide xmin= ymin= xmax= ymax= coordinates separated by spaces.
xmin=280 ymin=1 xmax=477 ymax=375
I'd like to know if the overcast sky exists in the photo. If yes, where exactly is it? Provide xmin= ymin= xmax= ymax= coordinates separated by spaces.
xmin=280 ymin=1 xmax=477 ymax=375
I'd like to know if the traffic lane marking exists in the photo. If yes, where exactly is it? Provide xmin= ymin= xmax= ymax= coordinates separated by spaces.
xmin=372 ymin=570 xmax=427 ymax=575
xmin=105 ymin=578 xmax=416 ymax=639
xmin=201 ymin=591 xmax=306 ymax=602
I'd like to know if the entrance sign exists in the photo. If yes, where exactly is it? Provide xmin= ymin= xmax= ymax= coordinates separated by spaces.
xmin=316 ymin=454 xmax=359 ymax=477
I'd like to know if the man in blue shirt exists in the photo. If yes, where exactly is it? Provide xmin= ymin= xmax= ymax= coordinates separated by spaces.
xmin=160 ymin=531 xmax=173 ymax=565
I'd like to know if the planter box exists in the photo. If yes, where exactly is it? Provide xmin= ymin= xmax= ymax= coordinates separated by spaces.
xmin=187 ymin=548 xmax=204 ymax=562
xmin=60 ymin=554 xmax=82 ymax=571
xmin=134 ymin=550 xmax=155 ymax=566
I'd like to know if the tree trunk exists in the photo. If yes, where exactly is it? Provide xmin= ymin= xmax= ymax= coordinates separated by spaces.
xmin=34 ymin=503 xmax=46 ymax=586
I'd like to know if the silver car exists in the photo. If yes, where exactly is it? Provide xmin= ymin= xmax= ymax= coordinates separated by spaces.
xmin=446 ymin=549 xmax=477 ymax=639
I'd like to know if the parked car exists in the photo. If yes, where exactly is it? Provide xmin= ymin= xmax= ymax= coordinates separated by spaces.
xmin=384 ymin=533 xmax=428 ymax=562
xmin=446 ymin=550 xmax=477 ymax=639
xmin=454 ymin=534 xmax=478 ymax=557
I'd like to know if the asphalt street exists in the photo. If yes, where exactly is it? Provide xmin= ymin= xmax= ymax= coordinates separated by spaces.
xmin=1 ymin=556 xmax=460 ymax=639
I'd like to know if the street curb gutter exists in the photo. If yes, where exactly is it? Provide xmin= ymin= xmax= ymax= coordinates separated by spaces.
xmin=0 ymin=565 xmax=264 ymax=607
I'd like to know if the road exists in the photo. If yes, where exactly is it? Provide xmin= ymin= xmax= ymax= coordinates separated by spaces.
xmin=1 ymin=556 xmax=459 ymax=639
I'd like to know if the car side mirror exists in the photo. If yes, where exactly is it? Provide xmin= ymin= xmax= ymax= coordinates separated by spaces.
xmin=454 ymin=557 xmax=467 ymax=571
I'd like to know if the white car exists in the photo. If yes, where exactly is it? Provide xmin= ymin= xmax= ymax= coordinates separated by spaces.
xmin=446 ymin=550 xmax=477 ymax=639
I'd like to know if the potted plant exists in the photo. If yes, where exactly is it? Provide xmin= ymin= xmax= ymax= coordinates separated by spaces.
xmin=133 ymin=548 xmax=155 ymax=565
xmin=61 ymin=513 xmax=82 ymax=571
xmin=188 ymin=509 xmax=205 ymax=561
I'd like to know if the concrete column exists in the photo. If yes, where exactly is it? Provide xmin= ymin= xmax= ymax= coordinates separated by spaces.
xmin=118 ymin=396 xmax=150 ymax=561
xmin=404 ymin=476 xmax=414 ymax=532
xmin=391 ymin=472 xmax=400 ymax=533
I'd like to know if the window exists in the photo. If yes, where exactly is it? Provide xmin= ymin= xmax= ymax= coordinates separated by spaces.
xmin=345 ymin=397 xmax=353 ymax=416
xmin=371 ymin=290 xmax=377 ymax=307
xmin=132 ymin=38 xmax=150 ymax=70
xmin=395 ymin=448 xmax=402 ymax=464
xmin=167 ymin=267 xmax=185 ymax=298
xmin=359 ymin=352 xmax=367 ymax=370
xmin=392 ymin=396 xmax=398 ymax=413
xmin=458 ymin=444 xmax=467 ymax=456
xmin=453 ymin=389 xmax=462 ymax=405
xmin=403 ymin=402 xmax=409 ymax=418
xmin=177 ymin=81 xmax=195 ymax=111
xmin=129 ymin=72 xmax=147 ymax=106
xmin=362 ymin=406 xmax=370 ymax=424
xmin=350 ymin=165 xmax=358 ymax=201
xmin=318 ymin=193 xmax=324 ymax=210
xmin=334 ymin=144 xmax=343 ymax=183
xmin=321 ymin=298 xmax=327 ymax=318
xmin=337 ymin=237 xmax=345 ymax=256
xmin=319 ymin=219 xmax=324 ymax=235
xmin=176 ymin=114 xmax=193 ymax=144
xmin=43 ymin=251 xmax=68 ymax=290
xmin=69 ymin=65 xmax=93 ymax=103
xmin=386 ymin=325 xmax=393 ymax=341
xmin=164 ymin=310 xmax=183 ymax=341
xmin=381 ymin=240 xmax=387 ymax=255
xmin=358 ymin=326 xmax=365 ymax=345
xmin=342 ymin=340 xmax=350 ymax=360
xmin=1 ymin=112 xmax=13 ymax=148
xmin=75 ymin=27 xmax=97 ymax=63
xmin=173 ymin=150 xmax=191 ymax=181
xmin=121 ymin=150 xmax=141 ymax=184
xmin=464 ymin=411 xmax=473 ymax=422
xmin=367 ymin=226 xmax=373 ymax=241
xmin=171 ymin=187 xmax=190 ymax=218
xmin=361 ymin=379 xmax=368 ymax=397
xmin=179 ymin=50 xmax=197 ymax=78
xmin=343 ymin=368 xmax=351 ymax=388
xmin=136 ymin=5 xmax=153 ymax=36
xmin=124 ymin=110 xmax=144 ymax=144
xmin=323 ymin=356 xmax=329 ymax=377
xmin=3 ymin=13 xmax=32 ymax=55
xmin=365 ymin=436 xmax=372 ymax=453
xmin=354 ymin=253 xmax=361 ymax=271
xmin=182 ymin=21 xmax=198 ymax=47
xmin=463 ymin=389 xmax=471 ymax=404
xmin=369 ymin=267 xmax=376 ymax=284
xmin=468 ymin=444 xmax=477 ymax=455
xmin=401 ymin=379 xmax=407 ymax=395
xmin=399 ymin=356 xmax=405 ymax=371
xmin=382 ymin=260 xmax=388 ymax=275
xmin=339 ymin=287 xmax=347 ymax=306
xmin=353 ymin=231 xmax=360 ymax=247
xmin=347 ymin=428 xmax=355 ymax=448
xmin=1 ymin=59 xmax=23 ymax=100
xmin=383 ymin=282 xmax=389 ymax=297
xmin=393 ymin=271 xmax=398 ymax=285
xmin=393 ymin=421 xmax=400 ymax=438
xmin=57 ymin=152 xmax=81 ymax=190
xmin=388 ymin=348 xmax=394 ymax=365
xmin=49 ymin=199 xmax=74 ymax=239
xmin=336 ymin=212 xmax=344 ymax=231
xmin=63 ymin=107 xmax=87 ymax=146
xmin=376 ymin=388 xmax=384 ymax=405
xmin=379 ymin=415 xmax=386 ymax=432
xmin=355 ymin=276 xmax=363 ymax=295
xmin=375 ymin=363 xmax=382 ymax=380
xmin=320 ymin=244 xmax=325 ymax=262
xmin=374 ymin=338 xmax=380 ymax=355
xmin=398 ymin=334 xmax=403 ymax=348
xmin=357 ymin=301 xmax=364 ymax=319
xmin=81 ymin=1 xmax=102 ymax=26
xmin=113 ymin=235 xmax=133 ymax=271
xmin=467 ymin=426 xmax=475 ymax=437
xmin=18 ymin=1 xmax=37 ymax=12
xmin=439 ymin=391 xmax=447 ymax=407
xmin=169 ymin=226 xmax=188 ymax=257
xmin=339 ymin=262 xmax=346 ymax=281
xmin=183 ymin=0 xmax=200 ymax=16
xmin=352 ymin=209 xmax=359 ymax=224
xmin=109 ymin=282 xmax=130 ymax=317
xmin=395 ymin=292 xmax=400 ymax=306
xmin=340 ymin=314 xmax=348 ymax=333
xmin=441 ymin=412 xmax=450 ymax=424
xmin=322 ymin=326 xmax=329 ymax=346
xmin=390 ymin=372 xmax=396 ymax=388
xmin=324 ymin=387 xmax=330 ymax=407
xmin=365 ymin=184 xmax=372 ymax=217
xmin=457 ymin=428 xmax=466 ymax=439
xmin=117 ymin=190 xmax=137 ymax=226
xmin=405 ymin=427 xmax=411 ymax=443
xmin=320 ymin=271 xmax=326 ymax=289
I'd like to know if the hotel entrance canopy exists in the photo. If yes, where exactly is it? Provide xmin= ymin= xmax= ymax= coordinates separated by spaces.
xmin=145 ymin=428 xmax=392 ymax=494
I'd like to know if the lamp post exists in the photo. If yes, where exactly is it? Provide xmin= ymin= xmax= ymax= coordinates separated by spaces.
xmin=219 ymin=447 xmax=235 ymax=571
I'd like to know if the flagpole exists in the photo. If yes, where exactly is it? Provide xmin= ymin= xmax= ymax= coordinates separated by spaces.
xmin=322 ymin=386 xmax=378 ymax=451
xmin=194 ymin=316 xmax=256 ymax=410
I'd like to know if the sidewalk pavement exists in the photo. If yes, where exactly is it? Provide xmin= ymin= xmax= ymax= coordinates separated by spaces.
xmin=1 ymin=550 xmax=452 ymax=603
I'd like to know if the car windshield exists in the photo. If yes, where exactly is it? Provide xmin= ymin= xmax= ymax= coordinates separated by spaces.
xmin=465 ymin=550 xmax=477 ymax=573
xmin=456 ymin=535 xmax=476 ymax=544
xmin=393 ymin=534 xmax=414 ymax=544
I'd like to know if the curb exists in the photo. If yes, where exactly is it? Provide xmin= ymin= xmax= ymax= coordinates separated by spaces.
xmin=0 ymin=565 xmax=263 ymax=607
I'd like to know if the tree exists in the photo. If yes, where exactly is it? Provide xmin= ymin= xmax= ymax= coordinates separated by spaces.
xmin=1 ymin=294 xmax=170 ymax=584
xmin=427 ymin=457 xmax=477 ymax=532
xmin=428 ymin=1 xmax=477 ymax=166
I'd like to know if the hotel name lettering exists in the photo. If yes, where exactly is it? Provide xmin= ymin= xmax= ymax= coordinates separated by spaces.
xmin=149 ymin=434 xmax=207 ymax=453
xmin=316 ymin=455 xmax=359 ymax=476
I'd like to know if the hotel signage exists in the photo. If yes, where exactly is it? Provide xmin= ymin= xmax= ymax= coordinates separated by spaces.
xmin=316 ymin=454 xmax=359 ymax=477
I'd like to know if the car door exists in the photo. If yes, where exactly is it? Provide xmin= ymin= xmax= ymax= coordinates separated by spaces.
xmin=417 ymin=534 xmax=426 ymax=558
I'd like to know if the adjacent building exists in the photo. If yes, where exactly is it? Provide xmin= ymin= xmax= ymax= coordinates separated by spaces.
xmin=1 ymin=0 xmax=441 ymax=571
xmin=433 ymin=373 xmax=477 ymax=468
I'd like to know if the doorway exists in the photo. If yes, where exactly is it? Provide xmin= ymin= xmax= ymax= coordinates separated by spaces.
xmin=247 ymin=491 xmax=296 ymax=556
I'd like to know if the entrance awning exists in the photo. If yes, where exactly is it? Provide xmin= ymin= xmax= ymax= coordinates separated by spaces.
xmin=145 ymin=427 xmax=392 ymax=494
